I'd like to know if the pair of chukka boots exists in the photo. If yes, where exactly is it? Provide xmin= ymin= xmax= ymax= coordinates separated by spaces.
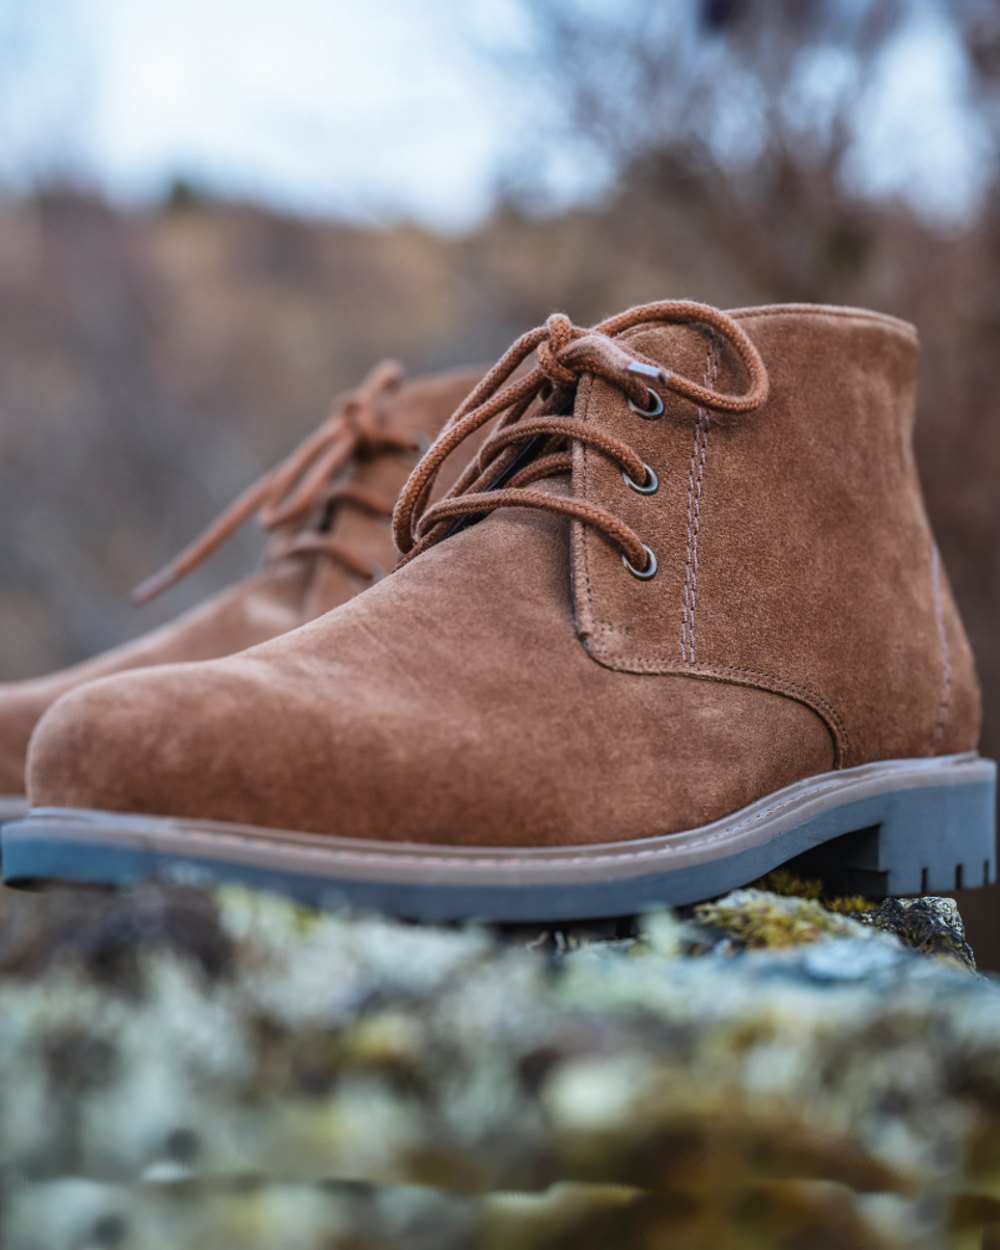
xmin=1 ymin=300 xmax=995 ymax=922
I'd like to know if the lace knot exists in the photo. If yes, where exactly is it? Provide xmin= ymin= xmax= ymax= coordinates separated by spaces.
xmin=536 ymin=313 xmax=583 ymax=389
xmin=392 ymin=300 xmax=770 ymax=564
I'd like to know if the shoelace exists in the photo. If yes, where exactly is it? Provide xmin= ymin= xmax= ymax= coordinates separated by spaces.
xmin=393 ymin=301 xmax=769 ymax=575
xmin=133 ymin=360 xmax=412 ymax=605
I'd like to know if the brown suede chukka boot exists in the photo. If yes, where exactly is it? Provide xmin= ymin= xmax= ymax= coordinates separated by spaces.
xmin=9 ymin=302 xmax=996 ymax=921
xmin=0 ymin=362 xmax=482 ymax=824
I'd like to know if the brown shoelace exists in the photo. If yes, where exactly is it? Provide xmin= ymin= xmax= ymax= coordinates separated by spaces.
xmin=393 ymin=301 xmax=769 ymax=573
xmin=134 ymin=360 xmax=412 ymax=605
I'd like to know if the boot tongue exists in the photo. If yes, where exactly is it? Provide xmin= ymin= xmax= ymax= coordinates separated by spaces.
xmin=302 ymin=367 xmax=487 ymax=616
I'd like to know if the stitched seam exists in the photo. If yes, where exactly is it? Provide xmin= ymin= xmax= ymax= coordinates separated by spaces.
xmin=929 ymin=544 xmax=952 ymax=755
xmin=576 ymin=374 xmax=599 ymax=640
xmin=114 ymin=769 xmax=905 ymax=870
xmin=728 ymin=304 xmax=917 ymax=340
xmin=571 ymin=336 xmax=849 ymax=763
xmin=680 ymin=342 xmax=712 ymax=659
xmin=686 ymin=338 xmax=716 ymax=663
xmin=685 ymin=411 xmax=708 ymax=662
xmin=580 ymin=649 xmax=850 ymax=764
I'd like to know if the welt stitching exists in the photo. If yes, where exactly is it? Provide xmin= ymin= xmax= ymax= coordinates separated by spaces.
xmin=159 ymin=773 xmax=871 ymax=870
xmin=928 ymin=543 xmax=952 ymax=754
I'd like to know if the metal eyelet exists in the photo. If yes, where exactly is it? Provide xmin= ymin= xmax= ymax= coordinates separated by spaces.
xmin=622 ymin=544 xmax=657 ymax=580
xmin=622 ymin=462 xmax=658 ymax=495
xmin=628 ymin=387 xmax=665 ymax=419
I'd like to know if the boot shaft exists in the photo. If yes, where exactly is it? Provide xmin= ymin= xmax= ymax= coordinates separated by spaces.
xmin=571 ymin=303 xmax=980 ymax=766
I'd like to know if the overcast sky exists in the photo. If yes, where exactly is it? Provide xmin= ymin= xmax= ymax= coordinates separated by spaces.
xmin=0 ymin=0 xmax=992 ymax=230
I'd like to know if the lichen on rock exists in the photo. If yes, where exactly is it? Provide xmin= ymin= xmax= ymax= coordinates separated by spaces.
xmin=691 ymin=887 xmax=876 ymax=950
xmin=0 ymin=880 xmax=997 ymax=1249
xmin=856 ymin=895 xmax=978 ymax=972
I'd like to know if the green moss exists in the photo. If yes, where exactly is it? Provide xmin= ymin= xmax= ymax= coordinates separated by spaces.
xmin=693 ymin=890 xmax=866 ymax=950
xmin=824 ymin=895 xmax=875 ymax=916
xmin=753 ymin=870 xmax=824 ymax=902
xmin=752 ymin=871 xmax=873 ymax=917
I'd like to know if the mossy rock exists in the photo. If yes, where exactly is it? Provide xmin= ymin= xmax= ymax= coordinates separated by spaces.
xmin=0 ymin=880 xmax=995 ymax=1249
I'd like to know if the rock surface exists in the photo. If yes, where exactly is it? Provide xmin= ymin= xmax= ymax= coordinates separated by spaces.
xmin=0 ymin=879 xmax=996 ymax=1249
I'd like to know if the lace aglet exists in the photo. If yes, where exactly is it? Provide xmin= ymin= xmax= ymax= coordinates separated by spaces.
xmin=131 ymin=564 xmax=181 ymax=607
xmin=627 ymin=360 xmax=671 ymax=384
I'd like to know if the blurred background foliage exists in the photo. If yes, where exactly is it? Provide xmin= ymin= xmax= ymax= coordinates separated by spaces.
xmin=1 ymin=0 xmax=999 ymax=948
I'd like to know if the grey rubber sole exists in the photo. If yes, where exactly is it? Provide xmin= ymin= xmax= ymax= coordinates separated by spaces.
xmin=0 ymin=795 xmax=27 ymax=827
xmin=2 ymin=754 xmax=995 ymax=921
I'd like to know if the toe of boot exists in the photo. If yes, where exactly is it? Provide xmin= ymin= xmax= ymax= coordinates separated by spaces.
xmin=0 ymin=682 xmax=54 ymax=796
xmin=27 ymin=662 xmax=272 ymax=822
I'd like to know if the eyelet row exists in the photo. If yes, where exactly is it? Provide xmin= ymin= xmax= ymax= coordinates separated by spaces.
xmin=622 ymin=387 xmax=663 ymax=576
xmin=627 ymin=386 xmax=664 ymax=420
xmin=622 ymin=462 xmax=658 ymax=495
xmin=622 ymin=544 xmax=657 ymax=580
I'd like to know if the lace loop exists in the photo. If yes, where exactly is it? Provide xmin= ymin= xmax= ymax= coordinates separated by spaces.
xmin=393 ymin=301 xmax=769 ymax=566
xmin=536 ymin=313 xmax=585 ymax=388
xmin=133 ymin=360 xmax=407 ymax=605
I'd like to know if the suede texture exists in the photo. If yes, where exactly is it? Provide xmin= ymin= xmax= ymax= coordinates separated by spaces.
xmin=572 ymin=306 xmax=980 ymax=767
xmin=0 ymin=562 xmax=309 ymax=797
xmin=1 ymin=366 xmax=481 ymax=795
xmin=27 ymin=303 xmax=980 ymax=846
xmin=28 ymin=503 xmax=833 ymax=844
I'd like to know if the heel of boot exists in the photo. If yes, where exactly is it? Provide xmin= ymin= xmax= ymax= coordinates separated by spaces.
xmin=788 ymin=758 xmax=997 ymax=897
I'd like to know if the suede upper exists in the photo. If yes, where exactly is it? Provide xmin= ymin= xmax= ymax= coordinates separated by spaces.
xmin=571 ymin=306 xmax=978 ymax=767
xmin=26 ymin=303 xmax=982 ymax=847
xmin=0 ymin=365 xmax=483 ymax=795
